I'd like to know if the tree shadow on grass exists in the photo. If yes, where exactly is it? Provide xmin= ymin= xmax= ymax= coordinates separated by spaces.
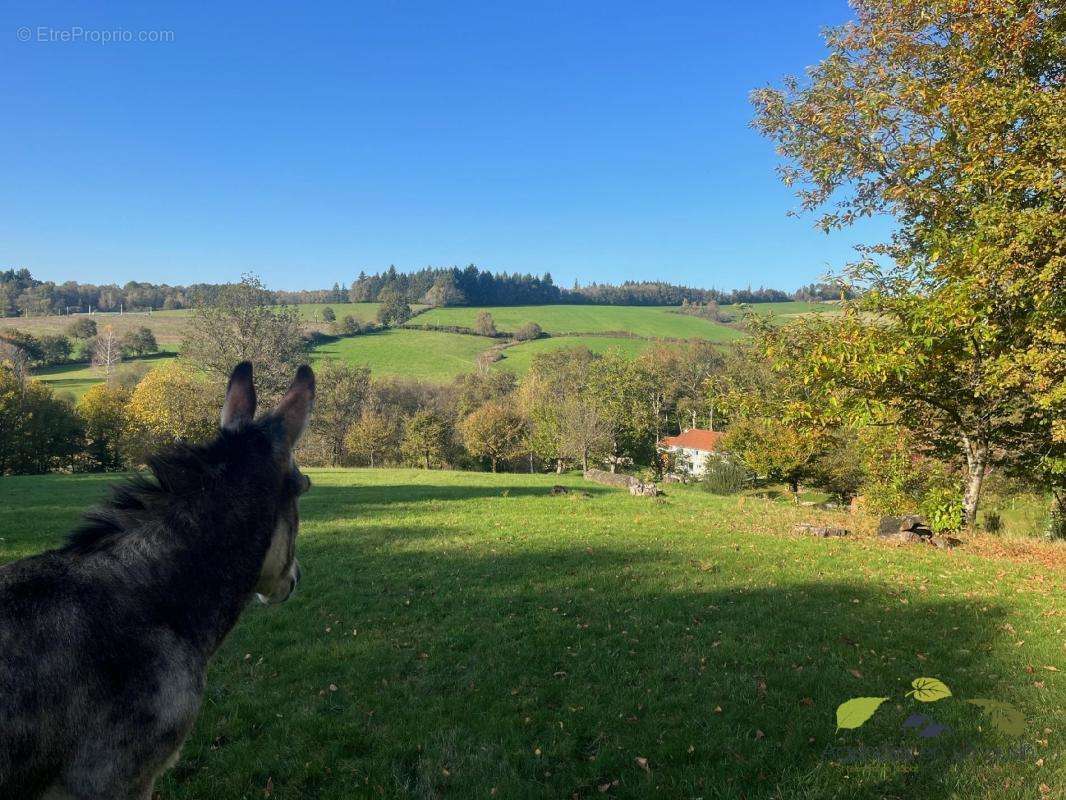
xmin=167 ymin=536 xmax=1037 ymax=800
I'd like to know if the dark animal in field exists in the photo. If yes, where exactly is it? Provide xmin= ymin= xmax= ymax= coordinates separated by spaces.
xmin=0 ymin=362 xmax=315 ymax=799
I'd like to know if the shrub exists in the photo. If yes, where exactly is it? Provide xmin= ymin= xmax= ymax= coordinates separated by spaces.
xmin=699 ymin=458 xmax=753 ymax=495
xmin=120 ymin=326 xmax=158 ymax=357
xmin=474 ymin=311 xmax=498 ymax=337
xmin=332 ymin=315 xmax=363 ymax=336
xmin=66 ymin=317 xmax=97 ymax=339
xmin=919 ymin=486 xmax=964 ymax=534
xmin=37 ymin=334 xmax=73 ymax=365
xmin=321 ymin=306 xmax=336 ymax=322
xmin=983 ymin=510 xmax=1002 ymax=534
xmin=514 ymin=321 xmax=543 ymax=341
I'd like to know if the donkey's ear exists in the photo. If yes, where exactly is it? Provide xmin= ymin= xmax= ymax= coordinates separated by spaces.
xmin=221 ymin=361 xmax=257 ymax=430
xmin=273 ymin=365 xmax=315 ymax=448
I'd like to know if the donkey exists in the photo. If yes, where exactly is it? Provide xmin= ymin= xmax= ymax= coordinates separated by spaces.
xmin=0 ymin=362 xmax=314 ymax=799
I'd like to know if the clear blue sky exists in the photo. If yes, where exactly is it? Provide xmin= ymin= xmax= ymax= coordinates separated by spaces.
xmin=1 ymin=1 xmax=892 ymax=292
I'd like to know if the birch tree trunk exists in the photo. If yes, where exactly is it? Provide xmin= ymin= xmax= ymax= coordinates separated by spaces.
xmin=961 ymin=435 xmax=987 ymax=529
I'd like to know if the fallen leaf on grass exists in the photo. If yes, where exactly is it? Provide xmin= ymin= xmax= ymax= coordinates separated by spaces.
xmin=835 ymin=697 xmax=889 ymax=731
xmin=635 ymin=756 xmax=650 ymax=772
xmin=966 ymin=699 xmax=1025 ymax=737
xmin=906 ymin=677 xmax=951 ymax=702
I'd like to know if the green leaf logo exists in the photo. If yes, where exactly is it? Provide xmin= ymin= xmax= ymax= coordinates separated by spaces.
xmin=835 ymin=697 xmax=889 ymax=731
xmin=905 ymin=677 xmax=952 ymax=702
xmin=966 ymin=699 xmax=1025 ymax=737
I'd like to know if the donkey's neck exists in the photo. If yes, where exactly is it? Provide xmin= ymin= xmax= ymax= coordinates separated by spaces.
xmin=133 ymin=503 xmax=277 ymax=657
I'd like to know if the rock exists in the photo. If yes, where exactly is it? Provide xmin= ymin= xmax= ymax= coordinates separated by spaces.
xmin=929 ymin=536 xmax=962 ymax=549
xmin=629 ymin=482 xmax=661 ymax=497
xmin=817 ymin=527 xmax=849 ymax=537
xmin=910 ymin=523 xmax=934 ymax=538
xmin=899 ymin=515 xmax=926 ymax=532
xmin=878 ymin=516 xmax=903 ymax=536
xmin=584 ymin=469 xmax=638 ymax=489
xmin=793 ymin=523 xmax=849 ymax=538
xmin=549 ymin=485 xmax=569 ymax=496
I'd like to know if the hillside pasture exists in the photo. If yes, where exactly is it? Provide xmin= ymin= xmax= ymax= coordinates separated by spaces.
xmin=2 ymin=311 xmax=191 ymax=346
xmin=416 ymin=305 xmax=744 ymax=341
xmin=310 ymin=329 xmax=492 ymax=381
xmin=32 ymin=351 xmax=177 ymax=400
xmin=493 ymin=335 xmax=656 ymax=373
xmin=293 ymin=302 xmax=391 ymax=323
xmin=0 ymin=469 xmax=1060 ymax=799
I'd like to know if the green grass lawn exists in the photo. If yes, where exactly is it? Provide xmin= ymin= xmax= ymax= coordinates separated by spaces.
xmin=32 ymin=351 xmax=177 ymax=400
xmin=0 ymin=469 xmax=1060 ymax=799
xmin=311 ymin=329 xmax=493 ymax=380
xmin=416 ymin=305 xmax=745 ymax=341
xmin=494 ymin=336 xmax=657 ymax=373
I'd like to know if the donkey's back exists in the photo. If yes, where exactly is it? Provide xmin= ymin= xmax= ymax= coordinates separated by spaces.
xmin=0 ymin=546 xmax=204 ymax=799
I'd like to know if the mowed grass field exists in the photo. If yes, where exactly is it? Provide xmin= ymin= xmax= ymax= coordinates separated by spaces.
xmin=0 ymin=469 xmax=1060 ymax=799
xmin=3 ymin=311 xmax=191 ymax=347
xmin=33 ymin=351 xmax=178 ymax=400
xmin=416 ymin=305 xmax=746 ymax=341
xmin=311 ymin=329 xmax=492 ymax=380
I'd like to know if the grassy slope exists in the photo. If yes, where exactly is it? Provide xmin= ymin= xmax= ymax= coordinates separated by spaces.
xmin=292 ymin=302 xmax=388 ymax=322
xmin=311 ymin=329 xmax=492 ymax=380
xmin=5 ymin=312 xmax=191 ymax=346
xmin=32 ymin=351 xmax=178 ymax=400
xmin=416 ymin=305 xmax=745 ymax=341
xmin=494 ymin=336 xmax=655 ymax=373
xmin=725 ymin=301 xmax=841 ymax=317
xmin=0 ymin=469 xmax=1060 ymax=800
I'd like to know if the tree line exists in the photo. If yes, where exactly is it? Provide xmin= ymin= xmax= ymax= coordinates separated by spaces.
xmin=0 ymin=265 xmax=841 ymax=319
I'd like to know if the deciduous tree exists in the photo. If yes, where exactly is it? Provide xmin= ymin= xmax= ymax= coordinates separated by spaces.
xmin=301 ymin=361 xmax=371 ymax=466
xmin=752 ymin=0 xmax=1065 ymax=525
xmin=180 ymin=274 xmax=307 ymax=399
xmin=124 ymin=364 xmax=221 ymax=463
xmin=460 ymin=401 xmax=527 ymax=472
xmin=76 ymin=384 xmax=130 ymax=470
xmin=402 ymin=410 xmax=451 ymax=469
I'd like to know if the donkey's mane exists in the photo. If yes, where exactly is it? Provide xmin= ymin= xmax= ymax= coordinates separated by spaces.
xmin=65 ymin=428 xmax=262 ymax=554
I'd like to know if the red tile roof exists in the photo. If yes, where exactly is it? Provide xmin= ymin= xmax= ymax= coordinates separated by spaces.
xmin=658 ymin=428 xmax=725 ymax=452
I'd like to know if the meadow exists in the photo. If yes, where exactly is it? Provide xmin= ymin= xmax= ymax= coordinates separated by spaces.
xmin=32 ymin=351 xmax=178 ymax=400
xmin=310 ymin=329 xmax=492 ymax=381
xmin=0 ymin=469 xmax=1060 ymax=799
xmin=414 ymin=305 xmax=746 ymax=341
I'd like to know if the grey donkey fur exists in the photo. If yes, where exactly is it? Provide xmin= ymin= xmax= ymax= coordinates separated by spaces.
xmin=0 ymin=362 xmax=314 ymax=799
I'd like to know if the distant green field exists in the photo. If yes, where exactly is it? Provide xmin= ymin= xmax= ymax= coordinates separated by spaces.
xmin=292 ymin=302 xmax=388 ymax=322
xmin=493 ymin=336 xmax=656 ymax=373
xmin=32 ymin=351 xmax=177 ymax=400
xmin=311 ymin=329 xmax=492 ymax=380
xmin=724 ymin=301 xmax=841 ymax=318
xmin=0 ymin=469 xmax=1060 ymax=799
xmin=416 ymin=305 xmax=744 ymax=341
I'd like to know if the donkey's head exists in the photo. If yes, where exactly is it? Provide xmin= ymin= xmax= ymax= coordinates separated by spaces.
xmin=220 ymin=361 xmax=315 ymax=605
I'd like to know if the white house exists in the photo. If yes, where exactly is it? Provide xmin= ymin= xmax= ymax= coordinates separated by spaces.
xmin=657 ymin=428 xmax=726 ymax=477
